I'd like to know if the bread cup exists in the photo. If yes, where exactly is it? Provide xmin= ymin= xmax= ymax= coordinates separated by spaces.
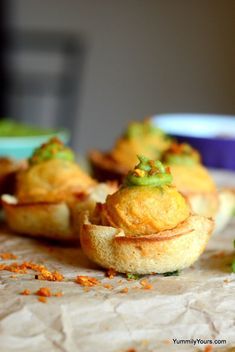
xmin=80 ymin=156 xmax=213 ymax=274
xmin=89 ymin=120 xmax=171 ymax=183
xmin=0 ymin=158 xmax=26 ymax=198
xmin=2 ymin=138 xmax=116 ymax=241
xmin=162 ymin=143 xmax=235 ymax=234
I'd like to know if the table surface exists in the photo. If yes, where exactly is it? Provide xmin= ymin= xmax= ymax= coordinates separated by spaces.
xmin=0 ymin=170 xmax=235 ymax=352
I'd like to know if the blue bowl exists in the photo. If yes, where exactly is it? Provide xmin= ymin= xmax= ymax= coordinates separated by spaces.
xmin=0 ymin=130 xmax=70 ymax=160
xmin=152 ymin=114 xmax=235 ymax=170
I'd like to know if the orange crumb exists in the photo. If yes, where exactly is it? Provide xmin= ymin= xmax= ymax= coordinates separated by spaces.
xmin=36 ymin=287 xmax=52 ymax=297
xmin=0 ymin=252 xmax=18 ymax=260
xmin=120 ymin=287 xmax=128 ymax=294
xmin=35 ymin=270 xmax=64 ymax=282
xmin=224 ymin=279 xmax=230 ymax=284
xmin=54 ymin=291 xmax=63 ymax=297
xmin=83 ymin=287 xmax=90 ymax=293
xmin=106 ymin=268 xmax=117 ymax=279
xmin=204 ymin=345 xmax=213 ymax=352
xmin=20 ymin=289 xmax=31 ymax=295
xmin=38 ymin=296 xmax=47 ymax=303
xmin=76 ymin=276 xmax=100 ymax=287
xmin=140 ymin=279 xmax=153 ymax=290
xmin=118 ymin=279 xmax=123 ymax=284
xmin=103 ymin=284 xmax=113 ymax=290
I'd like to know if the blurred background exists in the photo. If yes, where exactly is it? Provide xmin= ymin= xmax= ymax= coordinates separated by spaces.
xmin=0 ymin=0 xmax=235 ymax=152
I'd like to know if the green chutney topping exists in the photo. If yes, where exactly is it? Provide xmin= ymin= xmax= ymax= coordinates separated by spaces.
xmin=124 ymin=155 xmax=172 ymax=187
xmin=29 ymin=137 xmax=75 ymax=165
xmin=125 ymin=121 xmax=165 ymax=139
xmin=163 ymin=143 xmax=201 ymax=166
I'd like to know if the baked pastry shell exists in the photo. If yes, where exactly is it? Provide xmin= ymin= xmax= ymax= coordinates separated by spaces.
xmin=80 ymin=213 xmax=214 ymax=274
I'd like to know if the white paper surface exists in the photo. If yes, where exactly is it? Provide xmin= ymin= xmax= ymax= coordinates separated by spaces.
xmin=0 ymin=171 xmax=234 ymax=352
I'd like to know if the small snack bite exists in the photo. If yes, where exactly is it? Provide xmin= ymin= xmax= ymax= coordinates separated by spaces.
xmin=162 ymin=143 xmax=235 ymax=233
xmin=0 ymin=158 xmax=24 ymax=198
xmin=89 ymin=119 xmax=171 ymax=182
xmin=80 ymin=156 xmax=213 ymax=274
xmin=2 ymin=138 xmax=114 ymax=240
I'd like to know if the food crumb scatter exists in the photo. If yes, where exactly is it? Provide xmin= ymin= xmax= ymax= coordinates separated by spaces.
xmin=120 ymin=287 xmax=128 ymax=294
xmin=0 ymin=252 xmax=18 ymax=260
xmin=54 ymin=291 xmax=63 ymax=297
xmin=36 ymin=287 xmax=52 ymax=297
xmin=103 ymin=284 xmax=113 ymax=290
xmin=106 ymin=268 xmax=117 ymax=279
xmin=140 ymin=279 xmax=153 ymax=290
xmin=20 ymin=289 xmax=31 ymax=295
xmin=35 ymin=270 xmax=64 ymax=281
xmin=76 ymin=276 xmax=100 ymax=287
xmin=38 ymin=296 xmax=47 ymax=303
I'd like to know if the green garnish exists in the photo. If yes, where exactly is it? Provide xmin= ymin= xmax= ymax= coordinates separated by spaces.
xmin=124 ymin=155 xmax=172 ymax=187
xmin=125 ymin=121 xmax=165 ymax=139
xmin=163 ymin=143 xmax=200 ymax=166
xmin=29 ymin=137 xmax=75 ymax=165
xmin=126 ymin=273 xmax=140 ymax=280
xmin=0 ymin=118 xmax=57 ymax=137
xmin=163 ymin=270 xmax=179 ymax=277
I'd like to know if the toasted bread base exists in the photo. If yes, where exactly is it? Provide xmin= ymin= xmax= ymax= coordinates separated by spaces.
xmin=80 ymin=213 xmax=213 ymax=274
xmin=2 ymin=196 xmax=77 ymax=241
xmin=214 ymin=189 xmax=235 ymax=234
xmin=89 ymin=150 xmax=127 ymax=183
xmin=186 ymin=189 xmax=235 ymax=234
xmin=2 ymin=183 xmax=116 ymax=241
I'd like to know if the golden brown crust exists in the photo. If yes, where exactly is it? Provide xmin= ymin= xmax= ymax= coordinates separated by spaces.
xmin=0 ymin=158 xmax=24 ymax=196
xmin=2 ymin=183 xmax=116 ymax=241
xmin=80 ymin=213 xmax=214 ymax=274
xmin=89 ymin=150 xmax=128 ymax=183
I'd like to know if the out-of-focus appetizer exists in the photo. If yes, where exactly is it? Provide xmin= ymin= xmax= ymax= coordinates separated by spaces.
xmin=162 ymin=142 xmax=235 ymax=233
xmin=0 ymin=158 xmax=24 ymax=197
xmin=89 ymin=120 xmax=171 ymax=183
xmin=80 ymin=156 xmax=213 ymax=274
xmin=2 ymin=138 xmax=115 ymax=240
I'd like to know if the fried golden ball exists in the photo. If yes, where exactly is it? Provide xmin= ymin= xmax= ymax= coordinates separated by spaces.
xmin=100 ymin=185 xmax=190 ymax=236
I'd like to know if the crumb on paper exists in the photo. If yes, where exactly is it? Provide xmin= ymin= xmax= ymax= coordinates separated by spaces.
xmin=35 ymin=270 xmax=64 ymax=282
xmin=38 ymin=296 xmax=47 ymax=303
xmin=140 ymin=279 xmax=153 ymax=290
xmin=0 ymin=252 xmax=18 ymax=260
xmin=106 ymin=268 xmax=117 ymax=279
xmin=76 ymin=276 xmax=100 ymax=287
xmin=54 ymin=291 xmax=63 ymax=297
xmin=20 ymin=289 xmax=31 ymax=295
xmin=120 ymin=287 xmax=128 ymax=294
xmin=36 ymin=287 xmax=52 ymax=297
xmin=204 ymin=345 xmax=213 ymax=352
xmin=103 ymin=284 xmax=113 ymax=290
xmin=223 ymin=279 xmax=231 ymax=284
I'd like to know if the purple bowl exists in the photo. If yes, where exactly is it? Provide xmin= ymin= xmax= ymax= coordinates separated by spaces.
xmin=152 ymin=114 xmax=235 ymax=170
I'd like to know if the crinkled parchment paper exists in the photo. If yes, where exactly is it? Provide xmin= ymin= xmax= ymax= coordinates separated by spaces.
xmin=0 ymin=170 xmax=234 ymax=352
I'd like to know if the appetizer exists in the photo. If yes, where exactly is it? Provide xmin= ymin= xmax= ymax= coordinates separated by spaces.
xmin=162 ymin=142 xmax=235 ymax=233
xmin=80 ymin=156 xmax=213 ymax=274
xmin=89 ymin=120 xmax=170 ymax=182
xmin=0 ymin=158 xmax=22 ymax=197
xmin=2 ymin=138 xmax=115 ymax=240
